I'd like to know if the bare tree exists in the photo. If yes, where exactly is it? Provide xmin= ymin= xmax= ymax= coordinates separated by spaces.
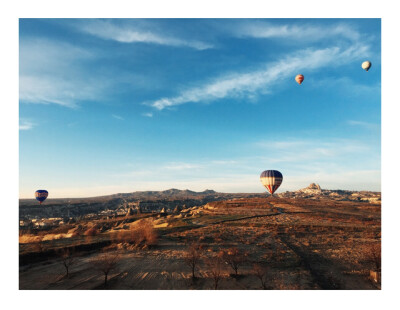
xmin=91 ymin=252 xmax=120 ymax=287
xmin=206 ymin=255 xmax=223 ymax=290
xmin=184 ymin=242 xmax=203 ymax=279
xmin=219 ymin=247 xmax=247 ymax=277
xmin=252 ymin=263 xmax=268 ymax=289
xmin=58 ymin=248 xmax=75 ymax=278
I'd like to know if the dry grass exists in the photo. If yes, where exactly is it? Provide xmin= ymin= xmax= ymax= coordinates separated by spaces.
xmin=84 ymin=226 xmax=99 ymax=236
xmin=19 ymin=234 xmax=42 ymax=243
xmin=20 ymin=197 xmax=381 ymax=290
xmin=115 ymin=219 xmax=158 ymax=248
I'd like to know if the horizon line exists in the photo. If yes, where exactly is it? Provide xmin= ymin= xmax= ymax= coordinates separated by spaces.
xmin=19 ymin=186 xmax=381 ymax=200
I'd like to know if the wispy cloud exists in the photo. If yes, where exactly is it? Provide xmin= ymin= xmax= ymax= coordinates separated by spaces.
xmin=142 ymin=112 xmax=153 ymax=117
xmin=19 ymin=119 xmax=35 ymax=130
xmin=252 ymin=137 xmax=380 ymax=191
xmin=348 ymin=120 xmax=380 ymax=130
xmin=112 ymin=114 xmax=124 ymax=120
xmin=78 ymin=20 xmax=213 ymax=50
xmin=146 ymin=43 xmax=369 ymax=110
xmin=19 ymin=36 xmax=168 ymax=108
xmin=109 ymin=146 xmax=380 ymax=193
xmin=280 ymin=169 xmax=381 ymax=192
xmin=113 ymin=160 xmax=235 ymax=179
xmin=231 ymin=22 xmax=362 ymax=42
xmin=310 ymin=76 xmax=381 ymax=98
xmin=163 ymin=162 xmax=202 ymax=171
xmin=254 ymin=138 xmax=374 ymax=164
xmin=19 ymin=38 xmax=106 ymax=108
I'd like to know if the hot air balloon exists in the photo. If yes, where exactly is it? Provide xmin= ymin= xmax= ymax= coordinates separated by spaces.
xmin=260 ymin=170 xmax=283 ymax=195
xmin=35 ymin=190 xmax=48 ymax=204
xmin=295 ymin=74 xmax=304 ymax=85
xmin=362 ymin=61 xmax=371 ymax=71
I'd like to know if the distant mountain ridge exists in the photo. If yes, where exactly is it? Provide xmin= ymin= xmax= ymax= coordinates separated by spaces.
xmin=20 ymin=186 xmax=380 ymax=205
xmin=19 ymin=185 xmax=380 ymax=221
xmin=20 ymin=188 xmax=219 ymax=204
xmin=109 ymin=188 xmax=217 ymax=199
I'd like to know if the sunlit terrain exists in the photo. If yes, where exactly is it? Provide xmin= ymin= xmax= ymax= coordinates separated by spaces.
xmin=19 ymin=188 xmax=381 ymax=290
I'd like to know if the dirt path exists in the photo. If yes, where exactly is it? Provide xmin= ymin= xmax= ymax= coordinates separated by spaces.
xmin=211 ymin=211 xmax=283 ymax=225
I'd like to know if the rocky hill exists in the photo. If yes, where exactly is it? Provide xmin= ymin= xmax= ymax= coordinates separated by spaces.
xmin=278 ymin=183 xmax=381 ymax=203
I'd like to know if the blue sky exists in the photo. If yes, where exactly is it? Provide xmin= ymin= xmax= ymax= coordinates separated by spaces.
xmin=19 ymin=18 xmax=381 ymax=198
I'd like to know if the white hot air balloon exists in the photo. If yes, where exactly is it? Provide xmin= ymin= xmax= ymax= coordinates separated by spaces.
xmin=362 ymin=61 xmax=372 ymax=72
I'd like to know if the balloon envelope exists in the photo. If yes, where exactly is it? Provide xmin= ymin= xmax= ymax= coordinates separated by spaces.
xmin=35 ymin=190 xmax=48 ymax=204
xmin=362 ymin=61 xmax=371 ymax=71
xmin=295 ymin=74 xmax=304 ymax=85
xmin=260 ymin=170 xmax=283 ymax=195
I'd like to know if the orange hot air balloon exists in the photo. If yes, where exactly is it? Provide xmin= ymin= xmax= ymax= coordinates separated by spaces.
xmin=295 ymin=74 xmax=304 ymax=85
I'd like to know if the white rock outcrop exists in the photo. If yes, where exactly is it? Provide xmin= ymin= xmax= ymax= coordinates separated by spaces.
xmin=297 ymin=183 xmax=322 ymax=194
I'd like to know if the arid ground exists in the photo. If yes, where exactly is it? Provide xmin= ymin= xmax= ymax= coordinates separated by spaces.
xmin=19 ymin=197 xmax=381 ymax=290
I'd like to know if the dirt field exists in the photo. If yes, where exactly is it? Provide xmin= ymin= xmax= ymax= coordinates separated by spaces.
xmin=19 ymin=197 xmax=381 ymax=290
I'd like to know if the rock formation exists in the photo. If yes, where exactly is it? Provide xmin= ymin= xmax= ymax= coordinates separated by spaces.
xmin=295 ymin=183 xmax=322 ymax=195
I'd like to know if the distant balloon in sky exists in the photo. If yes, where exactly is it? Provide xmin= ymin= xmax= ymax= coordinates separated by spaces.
xmin=260 ymin=170 xmax=283 ymax=195
xmin=295 ymin=74 xmax=304 ymax=85
xmin=362 ymin=61 xmax=371 ymax=71
xmin=35 ymin=190 xmax=48 ymax=204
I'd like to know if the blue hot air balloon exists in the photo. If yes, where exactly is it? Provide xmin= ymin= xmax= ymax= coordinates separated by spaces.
xmin=260 ymin=170 xmax=283 ymax=195
xmin=35 ymin=190 xmax=48 ymax=204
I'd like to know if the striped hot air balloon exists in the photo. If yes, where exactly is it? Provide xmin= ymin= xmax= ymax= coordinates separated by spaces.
xmin=260 ymin=170 xmax=283 ymax=195
xmin=295 ymin=74 xmax=304 ymax=85
xmin=35 ymin=190 xmax=48 ymax=204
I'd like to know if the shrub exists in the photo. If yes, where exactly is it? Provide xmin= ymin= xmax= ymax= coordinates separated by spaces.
xmin=84 ymin=227 xmax=99 ymax=236
xmin=116 ymin=219 xmax=158 ymax=248
xmin=19 ymin=234 xmax=42 ymax=244
xmin=365 ymin=242 xmax=381 ymax=272
xmin=132 ymin=219 xmax=158 ymax=247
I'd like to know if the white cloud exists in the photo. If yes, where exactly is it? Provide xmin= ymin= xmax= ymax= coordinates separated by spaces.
xmin=78 ymin=20 xmax=213 ymax=50
xmin=254 ymin=138 xmax=375 ymax=165
xmin=310 ymin=76 xmax=381 ymax=98
xmin=113 ymin=160 xmax=233 ymax=179
xmin=348 ymin=120 xmax=380 ymax=130
xmin=19 ymin=38 xmax=109 ymax=108
xmin=20 ymin=75 xmax=79 ymax=108
xmin=163 ymin=162 xmax=203 ymax=171
xmin=250 ymin=136 xmax=380 ymax=189
xmin=232 ymin=22 xmax=362 ymax=42
xmin=210 ymin=160 xmax=238 ymax=165
xmin=19 ymin=119 xmax=35 ymax=130
xmin=147 ymin=43 xmax=370 ymax=110
xmin=112 ymin=114 xmax=124 ymax=120
xmin=142 ymin=112 xmax=153 ymax=117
